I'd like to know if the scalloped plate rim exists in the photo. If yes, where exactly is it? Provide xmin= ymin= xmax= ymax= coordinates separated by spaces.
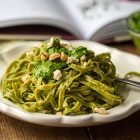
xmin=0 ymin=40 xmax=140 ymax=127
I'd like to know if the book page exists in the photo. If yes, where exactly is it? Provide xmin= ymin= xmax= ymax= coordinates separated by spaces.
xmin=0 ymin=0 xmax=81 ymax=38
xmin=59 ymin=0 xmax=140 ymax=40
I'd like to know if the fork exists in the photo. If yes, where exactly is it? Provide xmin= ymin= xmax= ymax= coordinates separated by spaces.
xmin=115 ymin=78 xmax=140 ymax=88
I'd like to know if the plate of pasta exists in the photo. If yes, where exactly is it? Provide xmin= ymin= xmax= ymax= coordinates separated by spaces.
xmin=0 ymin=38 xmax=140 ymax=127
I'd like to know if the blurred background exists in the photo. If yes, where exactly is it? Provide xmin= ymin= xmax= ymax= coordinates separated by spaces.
xmin=0 ymin=0 xmax=140 ymax=53
xmin=1 ymin=1 xmax=140 ymax=140
xmin=0 ymin=0 xmax=139 ymax=42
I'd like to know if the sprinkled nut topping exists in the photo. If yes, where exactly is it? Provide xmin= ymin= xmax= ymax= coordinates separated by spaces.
xmin=49 ymin=53 xmax=60 ymax=61
xmin=63 ymin=102 xmax=68 ymax=108
xmin=40 ymin=52 xmax=49 ymax=61
xmin=26 ymin=51 xmax=34 ymax=56
xmin=43 ymin=52 xmax=49 ymax=58
xmin=81 ymin=55 xmax=87 ymax=61
xmin=56 ymin=111 xmax=63 ymax=116
xmin=67 ymin=57 xmax=74 ymax=63
xmin=67 ymin=56 xmax=79 ymax=63
xmin=93 ymin=107 xmax=108 ymax=115
xmin=22 ymin=74 xmax=30 ymax=83
xmin=41 ymin=54 xmax=47 ymax=61
xmin=60 ymin=42 xmax=73 ymax=50
xmin=60 ymin=52 xmax=68 ymax=61
xmin=53 ymin=70 xmax=62 ymax=80
xmin=60 ymin=42 xmax=69 ymax=48
xmin=47 ymin=37 xmax=54 ymax=48
xmin=60 ymin=42 xmax=67 ymax=47
xmin=83 ymin=62 xmax=88 ymax=67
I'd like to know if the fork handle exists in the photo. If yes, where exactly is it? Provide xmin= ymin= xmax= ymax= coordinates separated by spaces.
xmin=115 ymin=78 xmax=140 ymax=88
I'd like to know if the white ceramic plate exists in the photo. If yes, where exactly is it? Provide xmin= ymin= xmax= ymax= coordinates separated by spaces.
xmin=0 ymin=40 xmax=140 ymax=127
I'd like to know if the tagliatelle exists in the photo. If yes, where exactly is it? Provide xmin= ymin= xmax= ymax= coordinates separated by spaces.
xmin=2 ymin=38 xmax=124 ymax=115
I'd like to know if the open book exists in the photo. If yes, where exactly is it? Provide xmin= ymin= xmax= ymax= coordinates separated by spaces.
xmin=0 ymin=0 xmax=140 ymax=41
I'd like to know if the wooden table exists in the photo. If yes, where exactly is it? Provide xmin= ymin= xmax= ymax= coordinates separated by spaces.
xmin=0 ymin=32 xmax=140 ymax=140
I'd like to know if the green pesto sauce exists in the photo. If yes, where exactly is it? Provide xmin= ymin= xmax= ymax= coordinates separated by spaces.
xmin=70 ymin=46 xmax=88 ymax=58
xmin=128 ymin=11 xmax=140 ymax=33
xmin=33 ymin=38 xmax=89 ymax=81
xmin=41 ymin=38 xmax=69 ymax=55
xmin=33 ymin=61 xmax=67 ymax=81
xmin=47 ymin=46 xmax=69 ymax=55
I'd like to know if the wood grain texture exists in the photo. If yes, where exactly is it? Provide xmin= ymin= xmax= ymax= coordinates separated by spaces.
xmin=0 ymin=113 xmax=89 ymax=140
xmin=90 ymin=111 xmax=140 ymax=140
xmin=0 ymin=39 xmax=139 ymax=140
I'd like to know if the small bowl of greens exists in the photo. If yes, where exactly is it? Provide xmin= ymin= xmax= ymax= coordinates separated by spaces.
xmin=125 ymin=11 xmax=140 ymax=51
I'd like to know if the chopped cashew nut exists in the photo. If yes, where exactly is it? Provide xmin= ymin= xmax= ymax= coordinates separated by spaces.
xmin=41 ymin=54 xmax=47 ymax=61
xmin=49 ymin=53 xmax=60 ymax=61
xmin=60 ymin=52 xmax=68 ymax=61
xmin=63 ymin=102 xmax=68 ymax=108
xmin=60 ymin=42 xmax=73 ymax=49
xmin=26 ymin=51 xmax=34 ymax=56
xmin=83 ymin=62 xmax=88 ymax=67
xmin=41 ymin=52 xmax=49 ymax=61
xmin=22 ymin=74 xmax=30 ymax=83
xmin=53 ymin=70 xmax=62 ymax=80
xmin=93 ymin=107 xmax=108 ymax=115
xmin=81 ymin=55 xmax=87 ymax=61
xmin=67 ymin=57 xmax=73 ymax=63
xmin=47 ymin=37 xmax=54 ymax=48
xmin=56 ymin=112 xmax=63 ymax=115
xmin=60 ymin=42 xmax=68 ymax=47
xmin=43 ymin=52 xmax=49 ymax=58
xmin=67 ymin=56 xmax=79 ymax=63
